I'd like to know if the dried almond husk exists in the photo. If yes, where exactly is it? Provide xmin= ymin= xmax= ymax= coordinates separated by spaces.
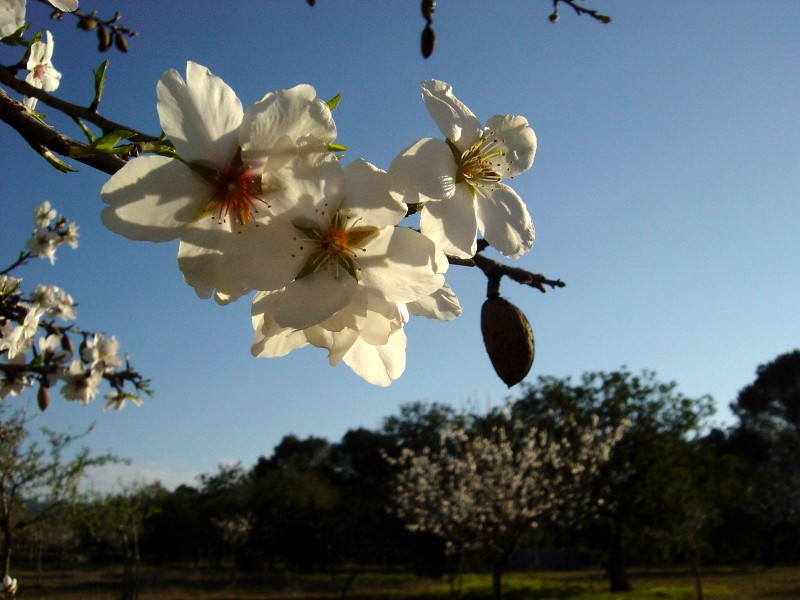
xmin=481 ymin=297 xmax=534 ymax=387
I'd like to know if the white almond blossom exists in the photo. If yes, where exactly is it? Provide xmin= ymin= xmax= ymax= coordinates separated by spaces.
xmin=388 ymin=79 xmax=536 ymax=259
xmin=0 ymin=304 xmax=44 ymax=360
xmin=252 ymin=286 xmax=409 ymax=386
xmin=0 ymin=354 xmax=28 ymax=399
xmin=61 ymin=360 xmax=102 ymax=404
xmin=243 ymin=158 xmax=447 ymax=331
xmin=25 ymin=227 xmax=59 ymax=263
xmin=31 ymin=284 xmax=75 ymax=320
xmin=24 ymin=30 xmax=61 ymax=110
xmin=1 ymin=574 xmax=17 ymax=597
xmin=103 ymin=390 xmax=143 ymax=411
xmin=48 ymin=0 xmax=78 ymax=11
xmin=33 ymin=200 xmax=56 ymax=228
xmin=80 ymin=333 xmax=123 ymax=372
xmin=101 ymin=62 xmax=337 ymax=302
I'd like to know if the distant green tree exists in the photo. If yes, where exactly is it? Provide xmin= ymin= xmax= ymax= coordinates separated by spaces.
xmin=731 ymin=349 xmax=800 ymax=436
xmin=513 ymin=369 xmax=714 ymax=592
xmin=0 ymin=404 xmax=118 ymax=578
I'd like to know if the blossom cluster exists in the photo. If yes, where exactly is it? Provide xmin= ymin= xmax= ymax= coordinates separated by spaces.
xmin=387 ymin=405 xmax=627 ymax=557
xmin=1 ymin=574 xmax=16 ymax=599
xmin=99 ymin=62 xmax=538 ymax=385
xmin=0 ymin=202 xmax=149 ymax=409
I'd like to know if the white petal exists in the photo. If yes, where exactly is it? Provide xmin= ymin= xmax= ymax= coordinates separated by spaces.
xmin=251 ymin=327 xmax=308 ymax=359
xmin=476 ymin=184 xmax=535 ymax=258
xmin=408 ymin=283 xmax=462 ymax=321
xmin=421 ymin=80 xmax=482 ymax=148
xmin=306 ymin=326 xmax=359 ymax=366
xmin=40 ymin=31 xmax=54 ymax=64
xmin=242 ymin=84 xmax=336 ymax=154
xmin=484 ymin=114 xmax=537 ymax=177
xmin=419 ymin=184 xmax=478 ymax=258
xmin=48 ymin=0 xmax=78 ymax=12
xmin=157 ymin=62 xmax=242 ymax=167
xmin=343 ymin=159 xmax=406 ymax=228
xmin=387 ymin=138 xmax=458 ymax=205
xmin=101 ymin=156 xmax=209 ymax=241
xmin=359 ymin=228 xmax=445 ymax=304
xmin=342 ymin=329 xmax=407 ymax=387
xmin=0 ymin=0 xmax=25 ymax=39
xmin=272 ymin=270 xmax=357 ymax=329
xmin=178 ymin=219 xmax=301 ymax=301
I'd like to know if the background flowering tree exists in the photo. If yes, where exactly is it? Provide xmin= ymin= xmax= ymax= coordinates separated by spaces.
xmin=387 ymin=405 xmax=626 ymax=600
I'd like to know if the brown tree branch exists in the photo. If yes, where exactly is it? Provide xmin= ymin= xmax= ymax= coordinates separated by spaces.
xmin=0 ymin=87 xmax=125 ymax=174
xmin=0 ymin=65 xmax=157 ymax=142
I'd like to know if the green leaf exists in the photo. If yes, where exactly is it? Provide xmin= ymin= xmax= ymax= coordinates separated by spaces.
xmin=326 ymin=93 xmax=341 ymax=111
xmin=42 ymin=150 xmax=77 ymax=173
xmin=92 ymin=60 xmax=109 ymax=106
xmin=326 ymin=143 xmax=348 ymax=153
xmin=91 ymin=129 xmax=136 ymax=152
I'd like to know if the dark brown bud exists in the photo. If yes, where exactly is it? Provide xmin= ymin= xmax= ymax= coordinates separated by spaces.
xmin=306 ymin=0 xmax=316 ymax=5
xmin=421 ymin=0 xmax=435 ymax=21
xmin=114 ymin=33 xmax=128 ymax=53
xmin=37 ymin=385 xmax=50 ymax=411
xmin=79 ymin=16 xmax=99 ymax=30
xmin=97 ymin=25 xmax=112 ymax=51
xmin=61 ymin=334 xmax=74 ymax=356
xmin=421 ymin=24 xmax=435 ymax=59
xmin=481 ymin=297 xmax=535 ymax=387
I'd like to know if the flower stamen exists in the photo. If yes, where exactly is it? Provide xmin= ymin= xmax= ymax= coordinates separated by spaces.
xmin=202 ymin=166 xmax=265 ymax=231
xmin=456 ymin=131 xmax=507 ymax=196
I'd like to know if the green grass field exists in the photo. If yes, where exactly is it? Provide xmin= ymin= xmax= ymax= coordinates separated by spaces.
xmin=12 ymin=565 xmax=800 ymax=599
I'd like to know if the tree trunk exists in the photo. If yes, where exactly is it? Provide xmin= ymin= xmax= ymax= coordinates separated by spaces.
xmin=1 ymin=524 xmax=12 ymax=579
xmin=492 ymin=558 xmax=505 ymax=600
xmin=605 ymin=517 xmax=631 ymax=592
xmin=690 ymin=546 xmax=703 ymax=600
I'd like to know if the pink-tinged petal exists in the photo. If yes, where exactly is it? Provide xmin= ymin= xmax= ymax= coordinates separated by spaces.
xmin=343 ymin=159 xmax=406 ymax=228
xmin=343 ymin=329 xmax=407 ymax=387
xmin=388 ymin=138 xmax=458 ymax=205
xmin=40 ymin=65 xmax=61 ymax=91
xmin=241 ymin=84 xmax=336 ymax=153
xmin=156 ymin=62 xmax=242 ymax=167
xmin=359 ymin=228 xmax=445 ymax=304
xmin=419 ymin=184 xmax=478 ymax=258
xmin=484 ymin=114 xmax=537 ymax=177
xmin=101 ymin=156 xmax=209 ymax=242
xmin=272 ymin=270 xmax=357 ymax=329
xmin=421 ymin=80 xmax=482 ymax=149
xmin=408 ymin=283 xmax=462 ymax=321
xmin=476 ymin=184 xmax=535 ymax=258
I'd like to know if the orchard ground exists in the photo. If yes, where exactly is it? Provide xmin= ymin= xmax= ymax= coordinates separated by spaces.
xmin=11 ymin=564 xmax=800 ymax=599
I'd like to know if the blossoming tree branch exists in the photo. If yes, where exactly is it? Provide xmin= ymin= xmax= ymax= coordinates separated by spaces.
xmin=0 ymin=0 xmax=587 ymax=400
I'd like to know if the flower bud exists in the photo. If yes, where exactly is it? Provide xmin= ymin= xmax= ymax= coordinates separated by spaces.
xmin=97 ymin=25 xmax=112 ymax=51
xmin=421 ymin=24 xmax=435 ymax=59
xmin=79 ymin=16 xmax=99 ymax=30
xmin=114 ymin=33 xmax=128 ymax=53
xmin=421 ymin=0 xmax=435 ymax=21
xmin=37 ymin=385 xmax=50 ymax=412
xmin=480 ymin=297 xmax=534 ymax=387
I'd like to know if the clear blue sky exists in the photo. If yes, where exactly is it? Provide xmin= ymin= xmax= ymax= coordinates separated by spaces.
xmin=2 ymin=1 xmax=798 ymax=489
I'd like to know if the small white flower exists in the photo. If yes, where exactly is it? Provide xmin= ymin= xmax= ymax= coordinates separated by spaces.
xmin=1 ymin=574 xmax=18 ymax=597
xmin=0 ymin=275 xmax=22 ymax=296
xmin=0 ymin=354 xmax=28 ymax=399
xmin=388 ymin=80 xmax=536 ymax=259
xmin=0 ymin=304 xmax=44 ymax=360
xmin=61 ymin=361 xmax=102 ymax=404
xmin=63 ymin=221 xmax=79 ymax=248
xmin=31 ymin=284 xmax=75 ymax=320
xmin=26 ymin=228 xmax=59 ymax=263
xmin=33 ymin=200 xmax=57 ymax=228
xmin=103 ymin=390 xmax=143 ymax=411
xmin=81 ymin=334 xmax=123 ymax=372
xmin=24 ymin=31 xmax=61 ymax=111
